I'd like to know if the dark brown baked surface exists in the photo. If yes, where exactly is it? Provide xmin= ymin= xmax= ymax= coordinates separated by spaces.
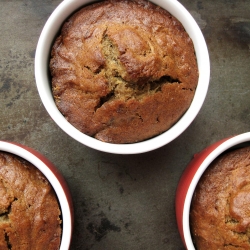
xmin=190 ymin=146 xmax=250 ymax=250
xmin=50 ymin=0 xmax=198 ymax=143
xmin=0 ymin=152 xmax=61 ymax=249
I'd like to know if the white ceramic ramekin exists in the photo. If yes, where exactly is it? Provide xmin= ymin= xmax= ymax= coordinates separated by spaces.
xmin=35 ymin=0 xmax=210 ymax=154
xmin=0 ymin=141 xmax=73 ymax=250
xmin=175 ymin=132 xmax=250 ymax=249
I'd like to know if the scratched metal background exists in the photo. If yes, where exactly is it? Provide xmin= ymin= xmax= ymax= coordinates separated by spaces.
xmin=0 ymin=0 xmax=249 ymax=249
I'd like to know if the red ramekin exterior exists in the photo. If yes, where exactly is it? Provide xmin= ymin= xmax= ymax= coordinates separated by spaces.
xmin=175 ymin=136 xmax=234 ymax=249
xmin=0 ymin=141 xmax=74 ymax=250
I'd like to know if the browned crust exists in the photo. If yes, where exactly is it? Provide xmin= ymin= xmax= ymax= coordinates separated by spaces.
xmin=0 ymin=152 xmax=61 ymax=249
xmin=190 ymin=146 xmax=250 ymax=250
xmin=50 ymin=0 xmax=198 ymax=143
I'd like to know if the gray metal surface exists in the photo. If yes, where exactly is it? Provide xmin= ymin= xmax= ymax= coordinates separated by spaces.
xmin=0 ymin=0 xmax=249 ymax=249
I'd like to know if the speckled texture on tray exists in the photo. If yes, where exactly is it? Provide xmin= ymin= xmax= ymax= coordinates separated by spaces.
xmin=0 ymin=0 xmax=249 ymax=249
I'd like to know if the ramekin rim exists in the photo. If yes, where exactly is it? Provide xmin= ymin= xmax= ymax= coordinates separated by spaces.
xmin=35 ymin=0 xmax=210 ymax=154
xmin=0 ymin=141 xmax=72 ymax=250
xmin=182 ymin=132 xmax=250 ymax=249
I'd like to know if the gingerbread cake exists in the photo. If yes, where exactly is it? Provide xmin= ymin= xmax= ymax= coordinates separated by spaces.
xmin=190 ymin=146 xmax=250 ymax=249
xmin=0 ymin=152 xmax=62 ymax=249
xmin=50 ymin=0 xmax=199 ymax=143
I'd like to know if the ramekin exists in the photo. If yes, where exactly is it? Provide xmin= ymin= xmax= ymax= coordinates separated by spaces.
xmin=35 ymin=0 xmax=210 ymax=154
xmin=0 ymin=141 xmax=73 ymax=250
xmin=175 ymin=132 xmax=250 ymax=249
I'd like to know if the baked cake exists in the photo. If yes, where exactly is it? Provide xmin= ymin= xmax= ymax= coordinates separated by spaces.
xmin=50 ymin=0 xmax=199 ymax=143
xmin=0 ymin=152 xmax=62 ymax=249
xmin=190 ymin=146 xmax=250 ymax=249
